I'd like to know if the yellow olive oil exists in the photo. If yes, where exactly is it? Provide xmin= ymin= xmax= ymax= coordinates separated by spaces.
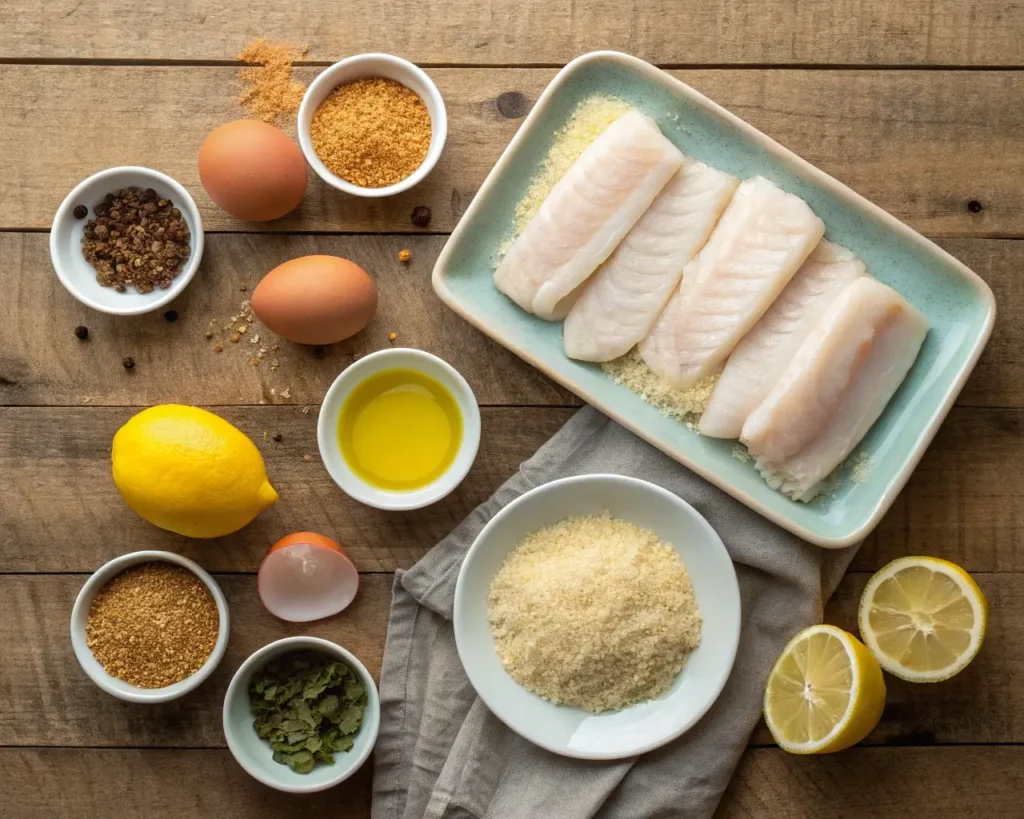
xmin=338 ymin=368 xmax=462 ymax=491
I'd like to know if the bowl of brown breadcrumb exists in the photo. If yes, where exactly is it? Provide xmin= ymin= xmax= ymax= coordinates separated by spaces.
xmin=70 ymin=550 xmax=229 ymax=703
xmin=297 ymin=53 xmax=447 ymax=198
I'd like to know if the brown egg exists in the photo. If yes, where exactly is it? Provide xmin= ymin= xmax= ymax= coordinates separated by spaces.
xmin=198 ymin=120 xmax=307 ymax=221
xmin=252 ymin=256 xmax=378 ymax=345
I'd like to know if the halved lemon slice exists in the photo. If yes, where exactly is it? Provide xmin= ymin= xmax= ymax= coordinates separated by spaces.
xmin=858 ymin=556 xmax=987 ymax=683
xmin=764 ymin=624 xmax=886 ymax=754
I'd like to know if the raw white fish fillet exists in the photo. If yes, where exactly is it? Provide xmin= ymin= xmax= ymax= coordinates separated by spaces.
xmin=741 ymin=277 xmax=928 ymax=502
xmin=562 ymin=157 xmax=739 ymax=362
xmin=638 ymin=176 xmax=825 ymax=389
xmin=699 ymin=240 xmax=865 ymax=438
xmin=494 ymin=109 xmax=684 ymax=321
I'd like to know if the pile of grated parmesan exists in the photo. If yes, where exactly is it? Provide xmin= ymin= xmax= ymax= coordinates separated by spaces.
xmin=602 ymin=349 xmax=719 ymax=425
xmin=487 ymin=511 xmax=701 ymax=713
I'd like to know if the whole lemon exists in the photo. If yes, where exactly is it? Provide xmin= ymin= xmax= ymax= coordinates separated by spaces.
xmin=112 ymin=405 xmax=279 ymax=538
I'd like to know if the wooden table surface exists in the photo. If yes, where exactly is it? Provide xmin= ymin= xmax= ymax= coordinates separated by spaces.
xmin=3 ymin=1 xmax=1023 ymax=817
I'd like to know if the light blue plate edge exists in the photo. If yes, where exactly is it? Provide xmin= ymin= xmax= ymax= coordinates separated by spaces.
xmin=432 ymin=51 xmax=996 ymax=548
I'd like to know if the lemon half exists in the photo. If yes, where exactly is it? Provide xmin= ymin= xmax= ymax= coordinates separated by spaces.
xmin=858 ymin=556 xmax=987 ymax=683
xmin=764 ymin=624 xmax=886 ymax=754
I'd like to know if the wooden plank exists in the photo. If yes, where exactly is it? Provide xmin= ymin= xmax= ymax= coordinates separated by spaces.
xmin=3 ymin=0 xmax=1023 ymax=67
xmin=0 ymin=405 xmax=571 ymax=573
xmin=3 ymin=746 xmax=1023 ymax=819
xmin=2 ymin=67 xmax=1022 ymax=235
xmin=854 ymin=406 xmax=1024 ymax=572
xmin=4 ymin=749 xmax=370 ymax=818
xmin=2 ymin=406 xmax=1022 ymax=573
xmin=0 ymin=233 xmax=574 ymax=408
xmin=719 ymin=747 xmax=1024 ymax=818
xmin=0 ymin=234 xmax=1018 ymax=409
xmin=2 ymin=575 xmax=391 ymax=747
xmin=4 ymin=573 xmax=1016 ymax=748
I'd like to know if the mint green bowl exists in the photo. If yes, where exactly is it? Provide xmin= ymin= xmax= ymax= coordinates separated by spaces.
xmin=432 ymin=51 xmax=995 ymax=548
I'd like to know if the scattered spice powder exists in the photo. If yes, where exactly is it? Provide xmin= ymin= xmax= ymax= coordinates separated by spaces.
xmin=82 ymin=188 xmax=191 ymax=293
xmin=488 ymin=512 xmax=701 ymax=713
xmin=311 ymin=78 xmax=431 ymax=188
xmin=237 ymin=38 xmax=308 ymax=124
xmin=86 ymin=562 xmax=219 ymax=688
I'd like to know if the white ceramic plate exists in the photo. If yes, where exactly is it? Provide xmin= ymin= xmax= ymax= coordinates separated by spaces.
xmin=453 ymin=474 xmax=741 ymax=760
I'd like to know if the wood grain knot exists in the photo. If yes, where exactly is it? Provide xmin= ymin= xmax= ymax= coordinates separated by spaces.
xmin=495 ymin=91 xmax=529 ymax=119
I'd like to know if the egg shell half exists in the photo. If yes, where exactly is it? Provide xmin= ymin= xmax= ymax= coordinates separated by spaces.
xmin=198 ymin=120 xmax=307 ymax=222
xmin=258 ymin=533 xmax=360 ymax=623
xmin=252 ymin=255 xmax=378 ymax=345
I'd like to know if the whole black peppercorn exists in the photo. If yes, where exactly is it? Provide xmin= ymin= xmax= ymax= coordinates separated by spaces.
xmin=271 ymin=433 xmax=283 ymax=442
xmin=122 ymin=357 xmax=135 ymax=370
xmin=968 ymin=200 xmax=983 ymax=213
xmin=411 ymin=205 xmax=432 ymax=228
xmin=73 ymin=205 xmax=89 ymax=219
xmin=74 ymin=325 xmax=89 ymax=340
xmin=164 ymin=310 xmax=178 ymax=322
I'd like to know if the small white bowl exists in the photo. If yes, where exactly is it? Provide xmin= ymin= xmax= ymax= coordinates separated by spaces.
xmin=454 ymin=474 xmax=742 ymax=760
xmin=317 ymin=348 xmax=481 ymax=510
xmin=223 ymin=636 xmax=380 ymax=793
xmin=70 ymin=550 xmax=229 ymax=703
xmin=50 ymin=166 xmax=204 ymax=315
xmin=297 ymin=54 xmax=447 ymax=197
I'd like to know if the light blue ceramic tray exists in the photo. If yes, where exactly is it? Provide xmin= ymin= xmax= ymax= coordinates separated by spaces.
xmin=432 ymin=51 xmax=995 ymax=548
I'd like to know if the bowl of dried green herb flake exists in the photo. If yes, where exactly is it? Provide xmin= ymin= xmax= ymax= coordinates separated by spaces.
xmin=223 ymin=636 xmax=379 ymax=792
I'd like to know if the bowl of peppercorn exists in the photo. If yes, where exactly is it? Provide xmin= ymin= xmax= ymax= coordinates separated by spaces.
xmin=51 ymin=166 xmax=204 ymax=315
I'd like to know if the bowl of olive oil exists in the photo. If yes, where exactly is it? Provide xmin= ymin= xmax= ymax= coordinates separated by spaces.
xmin=317 ymin=348 xmax=481 ymax=510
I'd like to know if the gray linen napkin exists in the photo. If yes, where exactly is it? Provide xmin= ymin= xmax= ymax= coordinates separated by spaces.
xmin=372 ymin=407 xmax=858 ymax=819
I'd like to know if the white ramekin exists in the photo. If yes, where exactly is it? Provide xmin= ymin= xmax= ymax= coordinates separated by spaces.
xmin=70 ymin=550 xmax=229 ymax=703
xmin=297 ymin=54 xmax=447 ymax=197
xmin=223 ymin=636 xmax=380 ymax=793
xmin=50 ymin=166 xmax=204 ymax=315
xmin=317 ymin=348 xmax=480 ymax=510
